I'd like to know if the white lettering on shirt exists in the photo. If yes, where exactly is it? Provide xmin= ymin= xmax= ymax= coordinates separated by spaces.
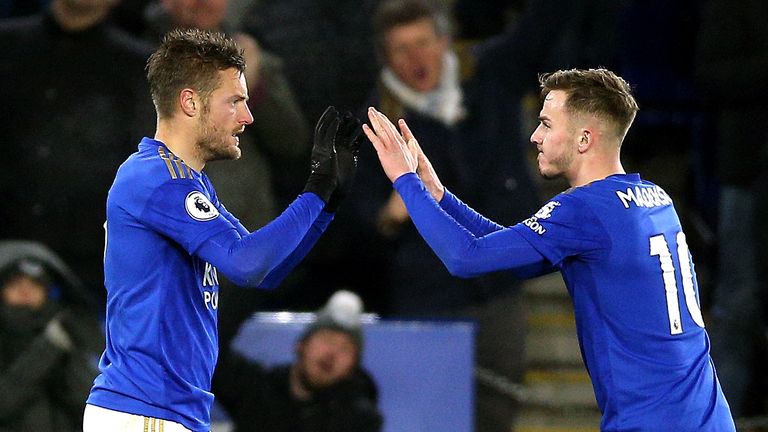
xmin=203 ymin=291 xmax=219 ymax=310
xmin=202 ymin=262 xmax=219 ymax=287
xmin=616 ymin=186 xmax=672 ymax=209
xmin=202 ymin=262 xmax=219 ymax=310
xmin=523 ymin=217 xmax=547 ymax=235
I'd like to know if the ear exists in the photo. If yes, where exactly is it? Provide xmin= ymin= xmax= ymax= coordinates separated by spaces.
xmin=577 ymin=129 xmax=593 ymax=154
xmin=179 ymin=89 xmax=198 ymax=117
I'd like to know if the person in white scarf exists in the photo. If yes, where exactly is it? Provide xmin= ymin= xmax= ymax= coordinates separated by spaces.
xmin=372 ymin=0 xmax=467 ymax=234
xmin=380 ymin=50 xmax=466 ymax=127
xmin=361 ymin=3 xmax=540 ymax=432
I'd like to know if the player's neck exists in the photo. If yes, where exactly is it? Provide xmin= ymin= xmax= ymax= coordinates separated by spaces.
xmin=568 ymin=158 xmax=625 ymax=188
xmin=155 ymin=121 xmax=205 ymax=172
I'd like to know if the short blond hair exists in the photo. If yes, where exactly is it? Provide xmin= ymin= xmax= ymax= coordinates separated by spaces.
xmin=539 ymin=68 xmax=639 ymax=140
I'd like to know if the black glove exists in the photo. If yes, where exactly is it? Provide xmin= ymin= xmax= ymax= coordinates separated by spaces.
xmin=303 ymin=106 xmax=341 ymax=203
xmin=325 ymin=111 xmax=364 ymax=212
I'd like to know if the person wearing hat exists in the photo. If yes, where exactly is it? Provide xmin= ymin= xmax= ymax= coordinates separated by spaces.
xmin=0 ymin=243 xmax=104 ymax=432
xmin=212 ymin=290 xmax=382 ymax=432
xmin=1 ymin=258 xmax=51 ymax=311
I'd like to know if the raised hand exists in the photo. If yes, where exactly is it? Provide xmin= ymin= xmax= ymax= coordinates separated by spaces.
xmin=324 ymin=111 xmax=363 ymax=212
xmin=399 ymin=119 xmax=445 ymax=201
xmin=302 ymin=106 xmax=341 ymax=203
xmin=362 ymin=107 xmax=418 ymax=183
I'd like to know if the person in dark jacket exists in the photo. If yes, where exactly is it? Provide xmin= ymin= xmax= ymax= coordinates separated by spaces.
xmin=213 ymin=290 xmax=382 ymax=432
xmin=0 ymin=0 xmax=155 ymax=305
xmin=0 ymin=241 xmax=104 ymax=432
xmin=344 ymin=1 xmax=541 ymax=430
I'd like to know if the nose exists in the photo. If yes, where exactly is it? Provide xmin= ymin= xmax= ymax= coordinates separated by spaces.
xmin=239 ymin=103 xmax=254 ymax=126
xmin=530 ymin=127 xmax=541 ymax=146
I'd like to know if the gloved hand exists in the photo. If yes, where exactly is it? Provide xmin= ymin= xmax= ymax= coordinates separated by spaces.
xmin=325 ymin=111 xmax=364 ymax=212
xmin=303 ymin=106 xmax=341 ymax=203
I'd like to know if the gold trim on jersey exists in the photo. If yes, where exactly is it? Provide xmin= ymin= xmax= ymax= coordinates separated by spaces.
xmin=143 ymin=417 xmax=165 ymax=432
xmin=173 ymin=158 xmax=187 ymax=179
xmin=158 ymin=147 xmax=194 ymax=180
xmin=158 ymin=147 xmax=178 ymax=179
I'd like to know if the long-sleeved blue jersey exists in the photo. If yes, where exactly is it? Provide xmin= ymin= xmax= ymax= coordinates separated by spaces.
xmin=87 ymin=138 xmax=332 ymax=431
xmin=394 ymin=172 xmax=734 ymax=431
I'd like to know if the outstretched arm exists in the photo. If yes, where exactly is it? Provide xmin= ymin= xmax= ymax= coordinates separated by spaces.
xmin=395 ymin=174 xmax=550 ymax=278
xmin=398 ymin=119 xmax=505 ymax=237
xmin=196 ymin=193 xmax=327 ymax=288
xmin=364 ymin=108 xmax=550 ymax=279
xmin=195 ymin=107 xmax=346 ymax=288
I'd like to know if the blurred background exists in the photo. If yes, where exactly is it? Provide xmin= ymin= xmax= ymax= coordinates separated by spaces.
xmin=0 ymin=0 xmax=766 ymax=431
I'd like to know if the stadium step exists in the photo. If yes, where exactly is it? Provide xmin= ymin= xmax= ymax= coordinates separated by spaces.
xmin=513 ymin=273 xmax=600 ymax=432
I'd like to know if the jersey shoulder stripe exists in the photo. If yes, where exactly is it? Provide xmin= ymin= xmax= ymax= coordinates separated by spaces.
xmin=157 ymin=147 xmax=194 ymax=180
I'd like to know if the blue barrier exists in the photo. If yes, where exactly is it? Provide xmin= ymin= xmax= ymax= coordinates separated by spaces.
xmin=223 ymin=312 xmax=475 ymax=432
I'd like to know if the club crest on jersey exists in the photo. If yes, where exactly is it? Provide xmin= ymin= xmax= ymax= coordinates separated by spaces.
xmin=522 ymin=201 xmax=561 ymax=235
xmin=185 ymin=191 xmax=219 ymax=221
xmin=534 ymin=201 xmax=561 ymax=219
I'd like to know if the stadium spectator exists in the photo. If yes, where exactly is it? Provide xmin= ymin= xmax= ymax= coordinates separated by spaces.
xmin=0 ymin=241 xmax=103 ymax=432
xmin=0 ymin=0 xmax=155 ymax=304
xmin=346 ymin=1 xmax=540 ymax=429
xmin=213 ymin=290 xmax=382 ymax=432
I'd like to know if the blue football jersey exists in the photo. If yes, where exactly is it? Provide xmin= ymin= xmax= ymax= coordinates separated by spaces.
xmin=86 ymin=137 xmax=332 ymax=431
xmin=511 ymin=174 xmax=733 ymax=431
xmin=87 ymin=138 xmax=239 ymax=430
xmin=393 ymin=172 xmax=735 ymax=431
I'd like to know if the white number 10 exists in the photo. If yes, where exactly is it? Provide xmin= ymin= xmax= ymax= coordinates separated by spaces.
xmin=649 ymin=232 xmax=705 ymax=335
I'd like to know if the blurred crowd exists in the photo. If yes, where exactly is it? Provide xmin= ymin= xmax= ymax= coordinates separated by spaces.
xmin=0 ymin=0 xmax=766 ymax=431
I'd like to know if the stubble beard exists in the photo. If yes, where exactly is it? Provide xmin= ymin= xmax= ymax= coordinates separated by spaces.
xmin=538 ymin=146 xmax=574 ymax=180
xmin=196 ymin=115 xmax=241 ymax=163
